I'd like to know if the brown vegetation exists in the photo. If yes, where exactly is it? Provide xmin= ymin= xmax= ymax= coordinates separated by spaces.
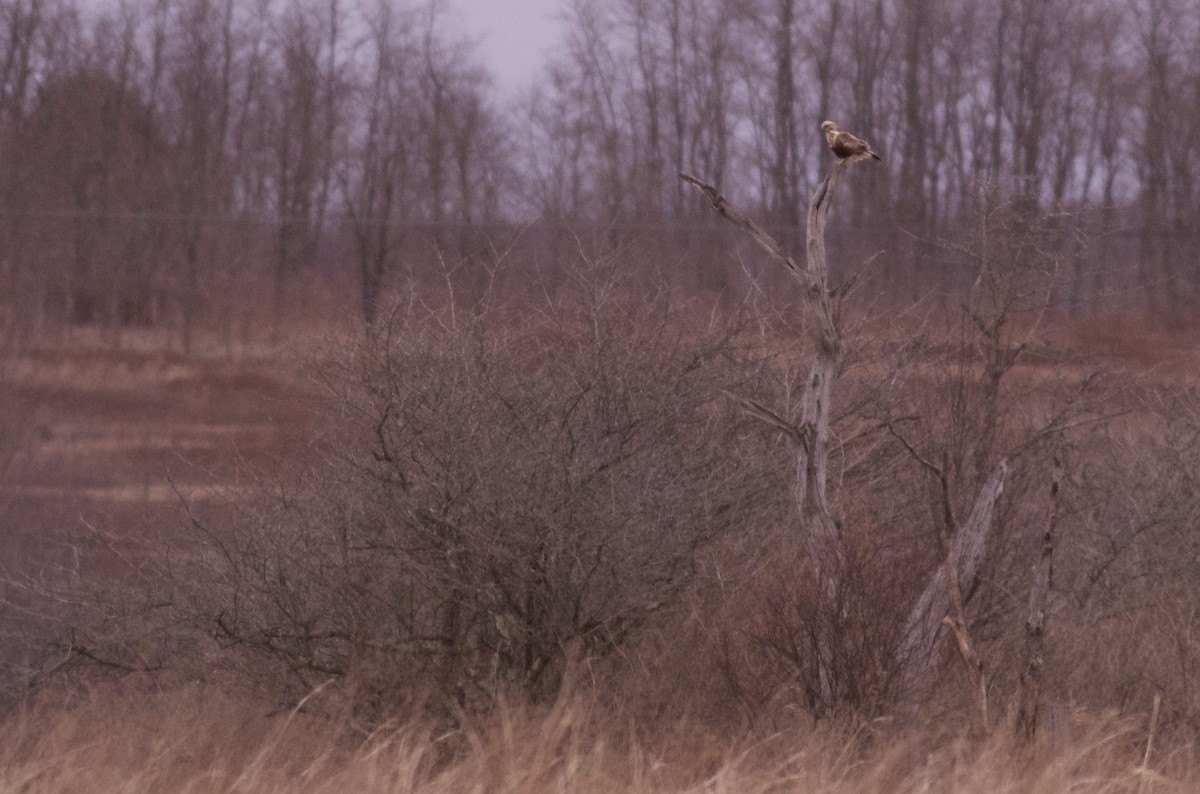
xmin=0 ymin=686 xmax=1195 ymax=793
xmin=3 ymin=249 xmax=1200 ymax=783
xmin=3 ymin=0 xmax=1200 ymax=787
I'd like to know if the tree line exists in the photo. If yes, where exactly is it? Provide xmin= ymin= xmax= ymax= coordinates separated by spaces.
xmin=0 ymin=0 xmax=1197 ymax=345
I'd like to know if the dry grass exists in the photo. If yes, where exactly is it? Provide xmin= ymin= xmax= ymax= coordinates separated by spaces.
xmin=0 ymin=688 xmax=1192 ymax=793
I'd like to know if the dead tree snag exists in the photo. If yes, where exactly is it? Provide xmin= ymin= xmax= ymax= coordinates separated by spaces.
xmin=1016 ymin=457 xmax=1062 ymax=740
xmin=681 ymin=164 xmax=850 ymax=707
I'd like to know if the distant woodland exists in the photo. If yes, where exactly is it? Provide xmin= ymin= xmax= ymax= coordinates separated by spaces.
xmin=0 ymin=0 xmax=1198 ymax=343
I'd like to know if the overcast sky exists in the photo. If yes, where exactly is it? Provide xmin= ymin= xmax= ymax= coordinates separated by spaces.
xmin=452 ymin=0 xmax=564 ymax=95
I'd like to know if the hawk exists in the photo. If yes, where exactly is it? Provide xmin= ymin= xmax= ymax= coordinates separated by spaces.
xmin=820 ymin=120 xmax=881 ymax=163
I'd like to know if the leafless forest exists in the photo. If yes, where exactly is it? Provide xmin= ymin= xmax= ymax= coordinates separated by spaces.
xmin=0 ymin=0 xmax=1197 ymax=338
xmin=2 ymin=0 xmax=1200 ymax=791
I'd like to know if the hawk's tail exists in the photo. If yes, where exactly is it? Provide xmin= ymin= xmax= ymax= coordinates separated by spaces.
xmin=871 ymin=151 xmax=882 ymax=162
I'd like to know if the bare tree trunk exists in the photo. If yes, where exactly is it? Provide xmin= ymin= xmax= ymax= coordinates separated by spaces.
xmin=898 ymin=0 xmax=930 ymax=300
xmin=769 ymin=0 xmax=801 ymax=247
xmin=681 ymin=162 xmax=850 ymax=708
xmin=895 ymin=458 xmax=1008 ymax=706
xmin=1016 ymin=457 xmax=1062 ymax=740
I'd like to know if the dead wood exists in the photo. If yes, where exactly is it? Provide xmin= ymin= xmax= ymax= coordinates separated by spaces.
xmin=895 ymin=458 xmax=1008 ymax=706
xmin=681 ymin=165 xmax=849 ymax=707
xmin=1016 ymin=457 xmax=1062 ymax=740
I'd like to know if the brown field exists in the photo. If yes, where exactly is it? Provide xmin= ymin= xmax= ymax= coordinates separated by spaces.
xmin=0 ymin=326 xmax=329 ymax=672
xmin=1 ymin=310 xmax=1199 ymax=792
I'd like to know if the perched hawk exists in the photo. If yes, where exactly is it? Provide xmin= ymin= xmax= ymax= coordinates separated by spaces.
xmin=820 ymin=120 xmax=881 ymax=163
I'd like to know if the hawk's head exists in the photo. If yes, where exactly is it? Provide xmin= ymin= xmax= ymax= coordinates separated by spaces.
xmin=820 ymin=120 xmax=838 ymax=132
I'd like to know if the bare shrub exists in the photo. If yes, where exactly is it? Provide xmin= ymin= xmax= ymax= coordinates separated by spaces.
xmin=738 ymin=533 xmax=917 ymax=720
xmin=1051 ymin=391 xmax=1200 ymax=734
xmin=149 ymin=265 xmax=777 ymax=718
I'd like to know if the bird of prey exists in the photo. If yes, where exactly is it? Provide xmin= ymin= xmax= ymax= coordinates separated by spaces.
xmin=820 ymin=120 xmax=882 ymax=163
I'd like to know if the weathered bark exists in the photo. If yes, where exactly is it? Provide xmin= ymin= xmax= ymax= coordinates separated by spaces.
xmin=681 ymin=164 xmax=848 ymax=706
xmin=896 ymin=458 xmax=1008 ymax=703
xmin=680 ymin=166 xmax=845 ymax=553
xmin=1016 ymin=457 xmax=1061 ymax=740
xmin=942 ymin=612 xmax=988 ymax=729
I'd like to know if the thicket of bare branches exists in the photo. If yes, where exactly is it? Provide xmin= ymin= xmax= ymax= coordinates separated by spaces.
xmin=198 ymin=272 xmax=773 ymax=717
xmin=1 ymin=264 xmax=792 ymax=719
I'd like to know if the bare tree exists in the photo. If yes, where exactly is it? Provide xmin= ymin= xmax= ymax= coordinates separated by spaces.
xmin=160 ymin=0 xmax=242 ymax=350
xmin=262 ymin=0 xmax=346 ymax=322
xmin=767 ymin=0 xmax=802 ymax=245
xmin=339 ymin=0 xmax=413 ymax=326
xmin=1015 ymin=457 xmax=1061 ymax=740
xmin=682 ymin=154 xmax=859 ymax=711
